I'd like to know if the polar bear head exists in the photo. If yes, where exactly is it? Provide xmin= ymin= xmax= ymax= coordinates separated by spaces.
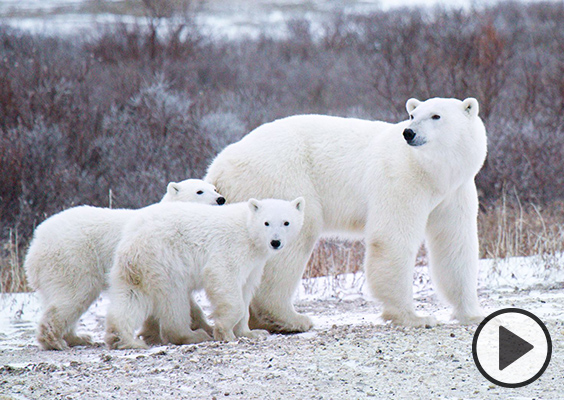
xmin=161 ymin=179 xmax=226 ymax=205
xmin=403 ymin=97 xmax=484 ymax=148
xmin=401 ymin=97 xmax=488 ymax=181
xmin=247 ymin=197 xmax=305 ymax=252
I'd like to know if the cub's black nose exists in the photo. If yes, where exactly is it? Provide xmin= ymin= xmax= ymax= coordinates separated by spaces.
xmin=216 ymin=197 xmax=226 ymax=205
xmin=270 ymin=240 xmax=281 ymax=249
xmin=403 ymin=128 xmax=416 ymax=144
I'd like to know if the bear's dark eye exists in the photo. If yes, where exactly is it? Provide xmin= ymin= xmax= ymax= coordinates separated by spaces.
xmin=264 ymin=222 xmax=270 ymax=226
xmin=197 ymin=190 xmax=204 ymax=195
xmin=431 ymin=115 xmax=441 ymax=120
xmin=410 ymin=115 xmax=414 ymax=120
xmin=284 ymin=221 xmax=290 ymax=226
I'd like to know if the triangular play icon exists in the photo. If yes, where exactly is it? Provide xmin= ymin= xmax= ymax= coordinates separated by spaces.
xmin=499 ymin=325 xmax=534 ymax=371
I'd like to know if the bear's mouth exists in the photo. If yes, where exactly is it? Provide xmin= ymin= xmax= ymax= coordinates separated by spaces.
xmin=407 ymin=138 xmax=427 ymax=147
xmin=403 ymin=128 xmax=426 ymax=147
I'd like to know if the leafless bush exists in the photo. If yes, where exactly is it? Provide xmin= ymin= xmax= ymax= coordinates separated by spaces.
xmin=199 ymin=111 xmax=247 ymax=152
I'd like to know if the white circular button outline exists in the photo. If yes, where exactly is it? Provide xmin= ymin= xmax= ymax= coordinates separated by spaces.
xmin=472 ymin=308 xmax=552 ymax=388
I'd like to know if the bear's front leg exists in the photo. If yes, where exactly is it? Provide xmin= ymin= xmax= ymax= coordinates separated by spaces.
xmin=365 ymin=229 xmax=436 ymax=327
xmin=249 ymin=230 xmax=319 ymax=333
xmin=234 ymin=273 xmax=270 ymax=340
xmin=426 ymin=183 xmax=484 ymax=324
xmin=204 ymin=263 xmax=246 ymax=341
xmin=211 ymin=301 xmax=242 ymax=342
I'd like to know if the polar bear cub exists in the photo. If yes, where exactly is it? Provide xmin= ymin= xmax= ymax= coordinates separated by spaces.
xmin=25 ymin=179 xmax=225 ymax=350
xmin=161 ymin=180 xmax=226 ymax=205
xmin=105 ymin=197 xmax=305 ymax=349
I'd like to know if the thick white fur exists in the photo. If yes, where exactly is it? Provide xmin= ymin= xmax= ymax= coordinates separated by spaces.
xmin=104 ymin=198 xmax=305 ymax=349
xmin=25 ymin=179 xmax=224 ymax=350
xmin=205 ymin=97 xmax=487 ymax=331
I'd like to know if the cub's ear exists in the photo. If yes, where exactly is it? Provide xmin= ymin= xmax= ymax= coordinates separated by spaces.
xmin=248 ymin=198 xmax=261 ymax=212
xmin=462 ymin=98 xmax=479 ymax=117
xmin=291 ymin=197 xmax=305 ymax=212
xmin=406 ymin=98 xmax=421 ymax=114
xmin=167 ymin=182 xmax=180 ymax=195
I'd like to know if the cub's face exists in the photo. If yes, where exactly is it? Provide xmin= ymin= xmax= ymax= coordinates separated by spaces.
xmin=162 ymin=179 xmax=226 ymax=205
xmin=247 ymin=197 xmax=305 ymax=252
xmin=403 ymin=97 xmax=480 ymax=149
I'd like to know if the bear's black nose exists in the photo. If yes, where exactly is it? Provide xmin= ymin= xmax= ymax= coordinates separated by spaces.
xmin=216 ymin=197 xmax=226 ymax=205
xmin=403 ymin=128 xmax=416 ymax=144
xmin=270 ymin=240 xmax=281 ymax=249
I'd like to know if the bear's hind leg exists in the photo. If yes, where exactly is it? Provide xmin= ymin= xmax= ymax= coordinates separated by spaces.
xmin=138 ymin=295 xmax=212 ymax=345
xmin=155 ymin=290 xmax=211 ymax=345
xmin=105 ymin=288 xmax=149 ymax=350
xmin=61 ymin=288 xmax=102 ymax=347
xmin=36 ymin=277 xmax=102 ymax=350
xmin=37 ymin=305 xmax=70 ymax=350
xmin=365 ymin=236 xmax=436 ymax=327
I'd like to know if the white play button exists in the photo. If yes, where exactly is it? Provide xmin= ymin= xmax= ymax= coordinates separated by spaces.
xmin=472 ymin=308 xmax=552 ymax=388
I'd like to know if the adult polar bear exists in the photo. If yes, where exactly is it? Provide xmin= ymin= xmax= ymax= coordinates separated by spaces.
xmin=205 ymin=97 xmax=488 ymax=331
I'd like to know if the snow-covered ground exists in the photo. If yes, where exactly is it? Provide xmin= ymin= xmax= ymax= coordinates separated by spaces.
xmin=1 ymin=256 xmax=563 ymax=399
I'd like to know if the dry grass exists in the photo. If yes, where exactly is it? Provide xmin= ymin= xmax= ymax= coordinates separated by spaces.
xmin=305 ymin=240 xmax=429 ymax=282
xmin=0 ymin=229 xmax=29 ymax=293
xmin=305 ymin=239 xmax=365 ymax=279
xmin=478 ymin=195 xmax=564 ymax=260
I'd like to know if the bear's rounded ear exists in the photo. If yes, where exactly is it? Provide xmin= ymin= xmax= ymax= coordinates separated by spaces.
xmin=248 ymin=198 xmax=261 ymax=212
xmin=406 ymin=98 xmax=421 ymax=114
xmin=462 ymin=98 xmax=479 ymax=117
xmin=167 ymin=182 xmax=180 ymax=195
xmin=292 ymin=197 xmax=305 ymax=212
